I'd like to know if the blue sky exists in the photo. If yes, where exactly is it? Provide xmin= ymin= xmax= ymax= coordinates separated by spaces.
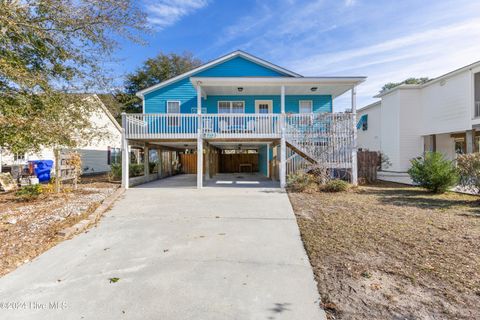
xmin=112 ymin=0 xmax=480 ymax=110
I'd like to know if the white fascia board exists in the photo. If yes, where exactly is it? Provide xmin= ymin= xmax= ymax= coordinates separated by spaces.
xmin=358 ymin=100 xmax=381 ymax=112
xmin=190 ymin=76 xmax=366 ymax=88
xmin=136 ymin=51 xmax=302 ymax=98
xmin=374 ymin=84 xmax=421 ymax=98
xmin=374 ymin=59 xmax=480 ymax=98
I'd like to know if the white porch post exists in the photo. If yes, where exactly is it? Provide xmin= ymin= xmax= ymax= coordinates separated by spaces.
xmin=266 ymin=143 xmax=270 ymax=178
xmin=197 ymin=83 xmax=203 ymax=188
xmin=121 ymin=112 xmax=129 ymax=189
xmin=351 ymin=87 xmax=358 ymax=186
xmin=144 ymin=144 xmax=149 ymax=178
xmin=466 ymin=130 xmax=474 ymax=154
xmin=280 ymin=85 xmax=287 ymax=188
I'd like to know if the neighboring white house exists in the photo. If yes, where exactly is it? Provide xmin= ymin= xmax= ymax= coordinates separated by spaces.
xmin=0 ymin=94 xmax=122 ymax=175
xmin=357 ymin=60 xmax=480 ymax=184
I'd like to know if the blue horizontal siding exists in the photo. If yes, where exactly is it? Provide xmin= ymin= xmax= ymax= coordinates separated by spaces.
xmin=196 ymin=56 xmax=288 ymax=77
xmin=144 ymin=78 xmax=197 ymax=114
xmin=143 ymin=56 xmax=332 ymax=114
xmin=203 ymin=95 xmax=332 ymax=113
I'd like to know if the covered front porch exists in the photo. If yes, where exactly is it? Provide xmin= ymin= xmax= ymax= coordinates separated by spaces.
xmin=423 ymin=128 xmax=480 ymax=160
xmin=122 ymin=76 xmax=364 ymax=189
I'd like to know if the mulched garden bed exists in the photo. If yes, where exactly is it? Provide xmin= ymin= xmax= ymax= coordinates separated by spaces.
xmin=0 ymin=176 xmax=118 ymax=277
xmin=288 ymin=181 xmax=480 ymax=320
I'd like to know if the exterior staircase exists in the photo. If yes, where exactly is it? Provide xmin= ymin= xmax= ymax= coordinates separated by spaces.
xmin=284 ymin=113 xmax=355 ymax=176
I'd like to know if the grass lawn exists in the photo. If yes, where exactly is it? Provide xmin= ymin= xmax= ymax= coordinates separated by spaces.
xmin=288 ymin=181 xmax=480 ymax=320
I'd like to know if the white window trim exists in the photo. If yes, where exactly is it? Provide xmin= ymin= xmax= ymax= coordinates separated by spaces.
xmin=166 ymin=101 xmax=181 ymax=127
xmin=166 ymin=100 xmax=181 ymax=113
xmin=217 ymin=101 xmax=245 ymax=113
xmin=255 ymin=100 xmax=273 ymax=113
xmin=299 ymin=100 xmax=313 ymax=113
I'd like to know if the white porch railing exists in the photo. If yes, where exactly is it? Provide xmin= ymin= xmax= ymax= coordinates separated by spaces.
xmin=284 ymin=113 xmax=355 ymax=169
xmin=123 ymin=112 xmax=355 ymax=176
xmin=124 ymin=113 xmax=281 ymax=139
xmin=124 ymin=113 xmax=199 ymax=139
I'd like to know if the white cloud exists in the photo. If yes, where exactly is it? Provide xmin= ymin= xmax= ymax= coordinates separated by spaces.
xmin=145 ymin=0 xmax=209 ymax=29
xmin=344 ymin=0 xmax=357 ymax=7
xmin=292 ymin=17 xmax=480 ymax=108
xmin=209 ymin=0 xmax=480 ymax=110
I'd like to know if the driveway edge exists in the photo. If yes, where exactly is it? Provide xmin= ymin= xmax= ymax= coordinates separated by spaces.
xmin=57 ymin=187 xmax=125 ymax=238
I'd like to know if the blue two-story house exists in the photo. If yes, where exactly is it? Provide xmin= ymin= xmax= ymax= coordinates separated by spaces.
xmin=121 ymin=51 xmax=365 ymax=188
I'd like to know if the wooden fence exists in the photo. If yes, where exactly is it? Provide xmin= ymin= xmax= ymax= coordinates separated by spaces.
xmin=219 ymin=154 xmax=259 ymax=173
xmin=179 ymin=153 xmax=198 ymax=174
xmin=357 ymin=150 xmax=381 ymax=183
xmin=180 ymin=153 xmax=259 ymax=174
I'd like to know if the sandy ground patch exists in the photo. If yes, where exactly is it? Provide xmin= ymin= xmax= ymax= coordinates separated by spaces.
xmin=289 ymin=182 xmax=480 ymax=320
xmin=0 ymin=175 xmax=118 ymax=276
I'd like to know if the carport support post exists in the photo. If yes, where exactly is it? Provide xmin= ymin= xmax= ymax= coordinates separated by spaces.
xmin=144 ymin=145 xmax=149 ymax=179
xmin=121 ymin=113 xmax=129 ymax=189
xmin=205 ymin=143 xmax=210 ymax=180
xmin=197 ymin=82 xmax=203 ymax=188
xmin=280 ymin=85 xmax=287 ymax=188
xmin=466 ymin=130 xmax=474 ymax=153
xmin=351 ymin=87 xmax=358 ymax=186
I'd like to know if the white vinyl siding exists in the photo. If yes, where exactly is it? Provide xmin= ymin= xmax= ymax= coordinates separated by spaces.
xmin=299 ymin=100 xmax=313 ymax=113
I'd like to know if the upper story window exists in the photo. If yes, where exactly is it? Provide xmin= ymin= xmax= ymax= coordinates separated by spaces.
xmin=167 ymin=101 xmax=181 ymax=113
xmin=218 ymin=101 xmax=245 ymax=113
xmin=299 ymin=100 xmax=313 ymax=113
xmin=167 ymin=101 xmax=181 ymax=126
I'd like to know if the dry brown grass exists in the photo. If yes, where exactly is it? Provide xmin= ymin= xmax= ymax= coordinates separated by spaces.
xmin=0 ymin=180 xmax=117 ymax=276
xmin=289 ymin=181 xmax=480 ymax=320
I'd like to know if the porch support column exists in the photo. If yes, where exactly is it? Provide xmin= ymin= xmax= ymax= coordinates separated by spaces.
xmin=424 ymin=134 xmax=436 ymax=154
xmin=466 ymin=130 xmax=474 ymax=154
xmin=280 ymin=85 xmax=287 ymax=188
xmin=197 ymin=82 xmax=203 ymax=188
xmin=197 ymin=138 xmax=203 ymax=188
xmin=351 ymin=87 xmax=358 ymax=186
xmin=205 ymin=143 xmax=210 ymax=180
xmin=266 ymin=143 xmax=270 ymax=178
xmin=144 ymin=145 xmax=149 ymax=179
xmin=121 ymin=113 xmax=129 ymax=189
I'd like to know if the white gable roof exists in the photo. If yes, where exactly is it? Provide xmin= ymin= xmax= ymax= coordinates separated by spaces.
xmin=136 ymin=50 xmax=302 ymax=98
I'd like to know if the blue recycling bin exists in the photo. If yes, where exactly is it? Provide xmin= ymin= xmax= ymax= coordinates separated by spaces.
xmin=30 ymin=160 xmax=54 ymax=182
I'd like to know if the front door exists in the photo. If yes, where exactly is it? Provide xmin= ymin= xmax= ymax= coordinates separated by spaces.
xmin=255 ymin=100 xmax=273 ymax=114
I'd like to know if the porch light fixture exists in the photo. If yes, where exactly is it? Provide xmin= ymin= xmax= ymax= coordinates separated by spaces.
xmin=310 ymin=87 xmax=318 ymax=92
xmin=237 ymin=87 xmax=243 ymax=92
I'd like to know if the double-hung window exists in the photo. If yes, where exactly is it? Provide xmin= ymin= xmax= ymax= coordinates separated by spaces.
xmin=299 ymin=100 xmax=313 ymax=113
xmin=167 ymin=101 xmax=181 ymax=126
xmin=218 ymin=101 xmax=245 ymax=114
xmin=218 ymin=101 xmax=245 ymax=127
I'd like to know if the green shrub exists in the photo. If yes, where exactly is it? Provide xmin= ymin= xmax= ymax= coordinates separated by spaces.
xmin=408 ymin=152 xmax=459 ymax=193
xmin=456 ymin=153 xmax=480 ymax=193
xmin=16 ymin=184 xmax=43 ymax=201
xmin=109 ymin=164 xmax=122 ymax=181
xmin=129 ymin=163 xmax=144 ymax=177
xmin=321 ymin=179 xmax=350 ymax=192
xmin=149 ymin=161 xmax=159 ymax=174
xmin=287 ymin=172 xmax=317 ymax=192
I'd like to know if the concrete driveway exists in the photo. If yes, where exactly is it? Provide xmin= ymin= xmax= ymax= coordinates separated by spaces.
xmin=0 ymin=175 xmax=325 ymax=320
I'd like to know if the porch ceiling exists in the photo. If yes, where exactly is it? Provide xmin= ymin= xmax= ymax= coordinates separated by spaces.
xmin=190 ymin=76 xmax=366 ymax=98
